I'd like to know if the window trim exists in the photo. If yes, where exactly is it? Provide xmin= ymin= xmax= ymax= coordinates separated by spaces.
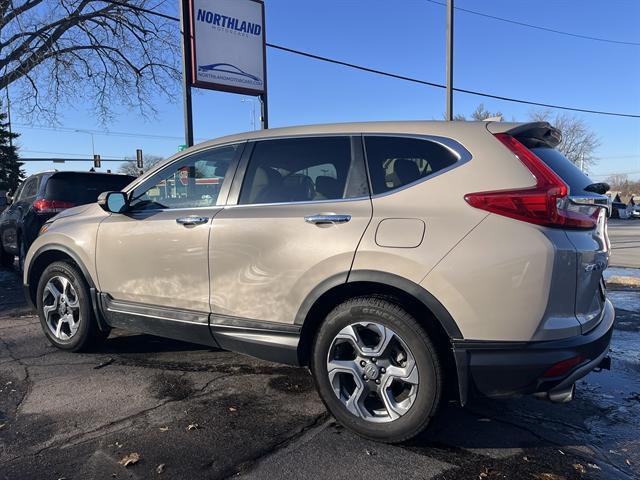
xmin=227 ymin=135 xmax=369 ymax=207
xmin=362 ymin=134 xmax=472 ymax=198
xmin=127 ymin=142 xmax=245 ymax=212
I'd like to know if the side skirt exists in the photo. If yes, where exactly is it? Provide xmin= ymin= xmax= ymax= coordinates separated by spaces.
xmin=209 ymin=314 xmax=301 ymax=365
xmin=98 ymin=294 xmax=302 ymax=365
xmin=100 ymin=294 xmax=218 ymax=348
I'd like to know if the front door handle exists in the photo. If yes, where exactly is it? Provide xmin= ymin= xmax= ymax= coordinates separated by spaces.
xmin=176 ymin=215 xmax=209 ymax=226
xmin=304 ymin=214 xmax=351 ymax=225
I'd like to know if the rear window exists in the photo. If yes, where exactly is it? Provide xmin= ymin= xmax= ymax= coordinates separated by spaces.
xmin=531 ymin=147 xmax=593 ymax=194
xmin=45 ymin=173 xmax=135 ymax=205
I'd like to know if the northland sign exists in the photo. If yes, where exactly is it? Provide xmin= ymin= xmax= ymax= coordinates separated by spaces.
xmin=189 ymin=0 xmax=265 ymax=95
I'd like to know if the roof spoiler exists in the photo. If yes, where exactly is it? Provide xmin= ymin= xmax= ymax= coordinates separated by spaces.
xmin=486 ymin=121 xmax=562 ymax=149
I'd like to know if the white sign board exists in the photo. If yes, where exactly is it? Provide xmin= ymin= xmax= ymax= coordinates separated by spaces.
xmin=189 ymin=0 xmax=265 ymax=95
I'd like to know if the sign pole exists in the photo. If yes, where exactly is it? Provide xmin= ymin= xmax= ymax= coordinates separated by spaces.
xmin=259 ymin=1 xmax=269 ymax=129
xmin=445 ymin=0 xmax=454 ymax=121
xmin=180 ymin=0 xmax=195 ymax=147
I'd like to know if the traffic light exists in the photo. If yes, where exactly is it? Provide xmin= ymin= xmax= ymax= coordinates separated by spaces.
xmin=93 ymin=154 xmax=101 ymax=168
xmin=136 ymin=149 xmax=143 ymax=169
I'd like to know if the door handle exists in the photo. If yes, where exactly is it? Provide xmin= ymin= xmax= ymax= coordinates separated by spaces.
xmin=304 ymin=214 xmax=351 ymax=225
xmin=176 ymin=215 xmax=209 ymax=226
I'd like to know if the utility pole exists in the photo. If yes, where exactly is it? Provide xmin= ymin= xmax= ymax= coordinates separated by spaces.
xmin=445 ymin=0 xmax=454 ymax=121
xmin=180 ymin=0 xmax=194 ymax=147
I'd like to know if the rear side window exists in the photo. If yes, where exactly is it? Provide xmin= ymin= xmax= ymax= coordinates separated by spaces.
xmin=239 ymin=137 xmax=357 ymax=204
xmin=364 ymin=136 xmax=458 ymax=195
xmin=530 ymin=147 xmax=593 ymax=194
xmin=45 ymin=174 xmax=135 ymax=205
xmin=19 ymin=177 xmax=39 ymax=200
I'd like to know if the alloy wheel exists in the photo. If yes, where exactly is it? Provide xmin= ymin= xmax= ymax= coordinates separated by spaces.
xmin=42 ymin=275 xmax=81 ymax=341
xmin=326 ymin=322 xmax=419 ymax=423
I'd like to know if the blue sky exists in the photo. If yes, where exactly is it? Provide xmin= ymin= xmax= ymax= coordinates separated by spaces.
xmin=12 ymin=0 xmax=640 ymax=179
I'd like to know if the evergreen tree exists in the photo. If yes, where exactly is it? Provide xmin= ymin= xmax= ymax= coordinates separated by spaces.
xmin=0 ymin=104 xmax=23 ymax=194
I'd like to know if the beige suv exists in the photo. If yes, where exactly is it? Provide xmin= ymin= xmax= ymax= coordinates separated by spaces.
xmin=24 ymin=121 xmax=614 ymax=442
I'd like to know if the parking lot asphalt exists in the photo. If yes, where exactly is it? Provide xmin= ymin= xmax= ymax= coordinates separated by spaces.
xmin=1 ymin=267 xmax=639 ymax=480
xmin=608 ymin=219 xmax=640 ymax=268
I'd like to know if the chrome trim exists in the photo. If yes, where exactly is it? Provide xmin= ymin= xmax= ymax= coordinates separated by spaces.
xmin=304 ymin=214 xmax=351 ymax=225
xmin=569 ymin=195 xmax=610 ymax=212
xmin=176 ymin=215 xmax=209 ymax=226
xmin=224 ymin=195 xmax=370 ymax=210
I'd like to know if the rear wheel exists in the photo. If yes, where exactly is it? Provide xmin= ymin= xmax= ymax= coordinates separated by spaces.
xmin=36 ymin=261 xmax=109 ymax=351
xmin=311 ymin=297 xmax=442 ymax=443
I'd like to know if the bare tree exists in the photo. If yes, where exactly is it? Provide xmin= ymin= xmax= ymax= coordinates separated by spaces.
xmin=606 ymin=173 xmax=640 ymax=198
xmin=529 ymin=110 xmax=600 ymax=171
xmin=0 ymin=0 xmax=180 ymax=122
xmin=449 ymin=103 xmax=503 ymax=121
xmin=118 ymin=153 xmax=163 ymax=176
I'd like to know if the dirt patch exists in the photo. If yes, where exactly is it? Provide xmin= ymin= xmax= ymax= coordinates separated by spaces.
xmin=149 ymin=372 xmax=195 ymax=401
xmin=268 ymin=373 xmax=314 ymax=395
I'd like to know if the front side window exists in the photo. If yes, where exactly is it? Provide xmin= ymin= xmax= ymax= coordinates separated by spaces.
xmin=364 ymin=136 xmax=459 ymax=195
xmin=239 ymin=137 xmax=353 ymax=205
xmin=129 ymin=145 xmax=238 ymax=210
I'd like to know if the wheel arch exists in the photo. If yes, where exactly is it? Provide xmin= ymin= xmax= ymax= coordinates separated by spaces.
xmin=25 ymin=244 xmax=96 ymax=307
xmin=296 ymin=271 xmax=463 ymax=375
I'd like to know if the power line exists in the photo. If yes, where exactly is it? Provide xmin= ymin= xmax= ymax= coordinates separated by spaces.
xmin=425 ymin=0 xmax=640 ymax=47
xmin=14 ymin=123 xmax=206 ymax=142
xmin=78 ymin=1 xmax=640 ymax=119
xmin=267 ymin=44 xmax=640 ymax=119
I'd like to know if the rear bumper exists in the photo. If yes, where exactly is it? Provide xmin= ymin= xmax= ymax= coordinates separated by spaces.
xmin=453 ymin=299 xmax=614 ymax=402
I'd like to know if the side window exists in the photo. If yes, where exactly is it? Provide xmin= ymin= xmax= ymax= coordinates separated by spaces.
xmin=129 ymin=145 xmax=239 ymax=210
xmin=239 ymin=137 xmax=353 ymax=205
xmin=20 ymin=178 xmax=39 ymax=201
xmin=364 ymin=136 xmax=459 ymax=195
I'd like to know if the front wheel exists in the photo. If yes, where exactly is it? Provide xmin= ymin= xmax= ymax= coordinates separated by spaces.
xmin=36 ymin=261 xmax=109 ymax=351
xmin=311 ymin=297 xmax=443 ymax=443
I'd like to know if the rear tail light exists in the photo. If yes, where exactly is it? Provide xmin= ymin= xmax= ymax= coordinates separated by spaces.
xmin=464 ymin=133 xmax=598 ymax=229
xmin=32 ymin=199 xmax=75 ymax=213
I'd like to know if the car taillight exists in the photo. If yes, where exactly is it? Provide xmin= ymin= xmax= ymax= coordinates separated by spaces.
xmin=32 ymin=199 xmax=75 ymax=213
xmin=464 ymin=133 xmax=598 ymax=230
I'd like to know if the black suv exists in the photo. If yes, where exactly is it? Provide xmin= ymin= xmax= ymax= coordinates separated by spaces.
xmin=0 ymin=171 xmax=135 ymax=269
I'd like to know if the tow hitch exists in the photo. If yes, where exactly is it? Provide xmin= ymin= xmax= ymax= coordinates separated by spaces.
xmin=594 ymin=355 xmax=611 ymax=372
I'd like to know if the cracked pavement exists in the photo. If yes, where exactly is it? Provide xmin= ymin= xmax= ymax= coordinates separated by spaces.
xmin=1 ymin=267 xmax=639 ymax=479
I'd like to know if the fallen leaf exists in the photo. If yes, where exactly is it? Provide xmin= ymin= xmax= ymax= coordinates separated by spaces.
xmin=365 ymin=449 xmax=376 ymax=456
xmin=523 ymin=456 xmax=530 ymax=462
xmin=119 ymin=452 xmax=140 ymax=467
xmin=558 ymin=449 xmax=565 ymax=455
xmin=156 ymin=463 xmax=166 ymax=474
xmin=186 ymin=423 xmax=200 ymax=431
xmin=572 ymin=464 xmax=587 ymax=474
xmin=587 ymin=463 xmax=601 ymax=470
xmin=0 ymin=423 xmax=5 ymax=430
xmin=479 ymin=473 xmax=487 ymax=479
xmin=114 ymin=441 xmax=123 ymax=448
xmin=228 ymin=407 xmax=237 ymax=412
xmin=626 ymin=459 xmax=632 ymax=466
xmin=159 ymin=426 xmax=169 ymax=432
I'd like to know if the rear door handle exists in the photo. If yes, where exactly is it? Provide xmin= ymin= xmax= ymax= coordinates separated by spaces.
xmin=176 ymin=215 xmax=209 ymax=226
xmin=304 ymin=214 xmax=351 ymax=225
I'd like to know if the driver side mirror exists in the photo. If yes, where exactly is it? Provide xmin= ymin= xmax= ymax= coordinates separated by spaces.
xmin=98 ymin=191 xmax=128 ymax=213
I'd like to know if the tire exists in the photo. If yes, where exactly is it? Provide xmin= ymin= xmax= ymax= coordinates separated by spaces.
xmin=36 ymin=261 xmax=109 ymax=351
xmin=311 ymin=296 xmax=442 ymax=443
xmin=0 ymin=240 xmax=14 ymax=268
